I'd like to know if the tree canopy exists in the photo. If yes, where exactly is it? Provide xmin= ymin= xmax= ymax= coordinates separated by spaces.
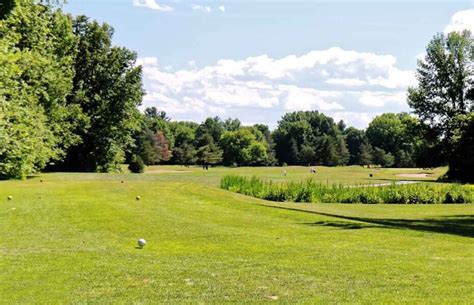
xmin=1 ymin=1 xmax=472 ymax=180
xmin=408 ymin=30 xmax=474 ymax=182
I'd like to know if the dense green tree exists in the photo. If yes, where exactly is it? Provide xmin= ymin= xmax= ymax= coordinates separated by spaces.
xmin=128 ymin=155 xmax=145 ymax=173
xmin=358 ymin=143 xmax=373 ymax=167
xmin=253 ymin=124 xmax=277 ymax=165
xmin=0 ymin=1 xmax=78 ymax=178
xmin=366 ymin=113 xmax=421 ymax=167
xmin=223 ymin=118 xmax=241 ymax=132
xmin=335 ymin=135 xmax=350 ymax=165
xmin=446 ymin=113 xmax=474 ymax=182
xmin=299 ymin=145 xmax=317 ymax=165
xmin=408 ymin=31 xmax=473 ymax=134
xmin=274 ymin=111 xmax=347 ymax=166
xmin=220 ymin=128 xmax=267 ymax=166
xmin=220 ymin=129 xmax=258 ymax=166
xmin=170 ymin=121 xmax=198 ymax=165
xmin=372 ymin=147 xmax=395 ymax=167
xmin=196 ymin=117 xmax=224 ymax=145
xmin=344 ymin=127 xmax=368 ymax=165
xmin=196 ymin=134 xmax=223 ymax=166
xmin=317 ymin=136 xmax=340 ymax=166
xmin=172 ymin=144 xmax=196 ymax=166
xmin=60 ymin=16 xmax=144 ymax=172
xmin=408 ymin=31 xmax=473 ymax=181
xmin=337 ymin=120 xmax=346 ymax=132
xmin=248 ymin=142 xmax=268 ymax=166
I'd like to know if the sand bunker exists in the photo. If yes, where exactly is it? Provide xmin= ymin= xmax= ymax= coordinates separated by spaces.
xmin=396 ymin=173 xmax=431 ymax=178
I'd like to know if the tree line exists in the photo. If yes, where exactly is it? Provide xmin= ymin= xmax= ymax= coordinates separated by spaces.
xmin=0 ymin=1 xmax=472 ymax=182
xmin=127 ymin=108 xmax=444 ymax=170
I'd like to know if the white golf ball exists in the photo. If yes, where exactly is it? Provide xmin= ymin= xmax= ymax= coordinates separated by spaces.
xmin=138 ymin=238 xmax=146 ymax=247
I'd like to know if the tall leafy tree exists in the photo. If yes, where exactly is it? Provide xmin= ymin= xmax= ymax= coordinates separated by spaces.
xmin=344 ymin=127 xmax=368 ymax=165
xmin=408 ymin=31 xmax=473 ymax=181
xmin=61 ymin=16 xmax=144 ymax=172
xmin=220 ymin=128 xmax=268 ymax=166
xmin=366 ymin=113 xmax=421 ymax=167
xmin=196 ymin=134 xmax=223 ymax=166
xmin=170 ymin=121 xmax=197 ymax=165
xmin=0 ymin=0 xmax=77 ymax=178
xmin=223 ymin=118 xmax=241 ymax=132
xmin=274 ymin=111 xmax=347 ymax=166
xmin=196 ymin=117 xmax=224 ymax=145
xmin=253 ymin=124 xmax=277 ymax=165
xmin=358 ymin=143 xmax=373 ymax=167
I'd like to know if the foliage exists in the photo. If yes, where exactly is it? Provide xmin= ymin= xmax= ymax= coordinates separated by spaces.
xmin=60 ymin=16 xmax=144 ymax=172
xmin=172 ymin=144 xmax=196 ymax=166
xmin=366 ymin=113 xmax=422 ymax=167
xmin=151 ymin=131 xmax=172 ymax=164
xmin=1 ymin=1 xmax=473 ymax=180
xmin=221 ymin=175 xmax=473 ymax=204
xmin=128 ymin=155 xmax=145 ymax=173
xmin=0 ymin=1 xmax=77 ymax=178
xmin=357 ymin=143 xmax=373 ymax=167
xmin=445 ymin=113 xmax=474 ymax=182
xmin=196 ymin=117 xmax=225 ymax=145
xmin=196 ymin=134 xmax=223 ymax=165
xmin=408 ymin=31 xmax=474 ymax=181
xmin=273 ymin=111 xmax=348 ymax=166
xmin=220 ymin=128 xmax=269 ymax=166
xmin=372 ymin=147 xmax=395 ymax=168
xmin=344 ymin=127 xmax=367 ymax=165
xmin=408 ymin=31 xmax=473 ymax=134
xmin=0 ymin=0 xmax=14 ymax=19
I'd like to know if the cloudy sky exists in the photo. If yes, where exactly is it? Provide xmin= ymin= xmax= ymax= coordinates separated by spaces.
xmin=64 ymin=1 xmax=474 ymax=129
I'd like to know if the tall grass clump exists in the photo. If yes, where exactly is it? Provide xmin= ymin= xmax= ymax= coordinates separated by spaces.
xmin=220 ymin=175 xmax=473 ymax=204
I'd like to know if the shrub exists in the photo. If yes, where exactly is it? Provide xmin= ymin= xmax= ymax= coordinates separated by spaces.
xmin=220 ymin=175 xmax=473 ymax=204
xmin=128 ymin=155 xmax=145 ymax=173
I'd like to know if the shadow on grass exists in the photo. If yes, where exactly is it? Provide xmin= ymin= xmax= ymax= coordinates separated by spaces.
xmin=263 ymin=205 xmax=474 ymax=238
xmin=304 ymin=220 xmax=382 ymax=230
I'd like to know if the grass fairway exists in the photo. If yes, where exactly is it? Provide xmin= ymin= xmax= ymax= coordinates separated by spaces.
xmin=0 ymin=166 xmax=473 ymax=303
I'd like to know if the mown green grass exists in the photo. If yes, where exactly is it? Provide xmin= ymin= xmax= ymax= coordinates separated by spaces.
xmin=0 ymin=166 xmax=473 ymax=303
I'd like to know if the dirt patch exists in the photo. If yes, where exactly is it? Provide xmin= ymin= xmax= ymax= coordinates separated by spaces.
xmin=396 ymin=173 xmax=431 ymax=178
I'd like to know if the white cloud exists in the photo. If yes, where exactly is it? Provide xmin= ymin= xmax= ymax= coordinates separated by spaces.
xmin=218 ymin=5 xmax=226 ymax=13
xmin=358 ymin=91 xmax=406 ymax=108
xmin=191 ymin=4 xmax=212 ymax=13
xmin=326 ymin=78 xmax=366 ymax=87
xmin=133 ymin=0 xmax=174 ymax=12
xmin=138 ymin=48 xmax=415 ymax=128
xmin=444 ymin=9 xmax=474 ymax=33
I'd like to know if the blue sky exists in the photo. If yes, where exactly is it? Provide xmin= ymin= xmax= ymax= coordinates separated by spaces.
xmin=64 ymin=1 xmax=474 ymax=128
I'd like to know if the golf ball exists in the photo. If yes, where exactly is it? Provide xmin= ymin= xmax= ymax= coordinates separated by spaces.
xmin=138 ymin=238 xmax=146 ymax=247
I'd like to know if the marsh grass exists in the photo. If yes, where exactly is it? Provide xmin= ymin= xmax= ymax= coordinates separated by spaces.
xmin=221 ymin=175 xmax=473 ymax=204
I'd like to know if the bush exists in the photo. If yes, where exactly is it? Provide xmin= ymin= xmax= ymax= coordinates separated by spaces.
xmin=220 ymin=175 xmax=473 ymax=204
xmin=128 ymin=155 xmax=145 ymax=173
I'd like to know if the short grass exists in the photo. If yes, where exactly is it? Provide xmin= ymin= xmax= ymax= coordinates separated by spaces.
xmin=0 ymin=166 xmax=473 ymax=303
